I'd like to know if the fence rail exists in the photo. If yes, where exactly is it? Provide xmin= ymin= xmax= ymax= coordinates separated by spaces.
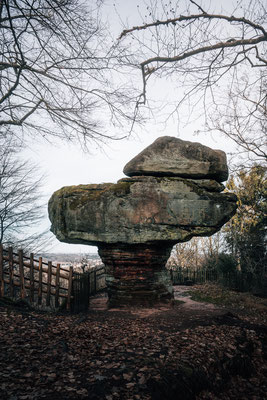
xmin=0 ymin=245 xmax=73 ymax=310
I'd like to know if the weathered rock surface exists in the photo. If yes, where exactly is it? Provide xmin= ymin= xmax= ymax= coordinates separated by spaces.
xmin=123 ymin=136 xmax=228 ymax=182
xmin=98 ymin=244 xmax=173 ymax=306
xmin=48 ymin=176 xmax=236 ymax=246
xmin=48 ymin=137 xmax=237 ymax=306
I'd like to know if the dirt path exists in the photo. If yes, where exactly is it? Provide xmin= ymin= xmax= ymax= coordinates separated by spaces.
xmin=174 ymin=286 xmax=217 ymax=310
xmin=89 ymin=285 xmax=224 ymax=324
xmin=90 ymin=285 xmax=218 ymax=311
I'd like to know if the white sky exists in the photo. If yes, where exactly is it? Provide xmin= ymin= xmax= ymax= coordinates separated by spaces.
xmin=22 ymin=0 xmax=240 ymax=254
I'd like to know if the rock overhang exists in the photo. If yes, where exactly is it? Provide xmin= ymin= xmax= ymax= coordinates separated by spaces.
xmin=48 ymin=175 xmax=237 ymax=247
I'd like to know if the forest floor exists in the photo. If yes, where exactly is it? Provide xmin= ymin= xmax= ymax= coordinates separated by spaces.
xmin=0 ymin=284 xmax=266 ymax=400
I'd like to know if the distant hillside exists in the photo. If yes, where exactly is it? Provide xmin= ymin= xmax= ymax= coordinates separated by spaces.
xmin=39 ymin=252 xmax=100 ymax=264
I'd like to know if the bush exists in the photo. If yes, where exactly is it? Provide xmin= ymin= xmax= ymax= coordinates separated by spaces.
xmin=203 ymin=253 xmax=237 ymax=274
xmin=217 ymin=254 xmax=238 ymax=274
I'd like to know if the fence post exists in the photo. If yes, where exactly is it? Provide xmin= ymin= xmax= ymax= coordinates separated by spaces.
xmin=29 ymin=253 xmax=34 ymax=303
xmin=67 ymin=266 xmax=73 ymax=311
xmin=8 ymin=247 xmax=14 ymax=298
xmin=38 ymin=257 xmax=43 ymax=305
xmin=46 ymin=261 xmax=52 ymax=306
xmin=87 ymin=272 xmax=90 ymax=309
xmin=94 ymin=270 xmax=97 ymax=293
xmin=55 ymin=264 xmax=60 ymax=308
xmin=88 ymin=270 xmax=91 ymax=295
xmin=18 ymin=249 xmax=26 ymax=299
xmin=0 ymin=244 xmax=4 ymax=297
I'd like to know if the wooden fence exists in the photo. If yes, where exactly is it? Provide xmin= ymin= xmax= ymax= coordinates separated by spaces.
xmin=170 ymin=266 xmax=267 ymax=295
xmin=170 ymin=267 xmax=218 ymax=285
xmin=72 ymin=266 xmax=106 ymax=312
xmin=0 ymin=245 xmax=73 ymax=310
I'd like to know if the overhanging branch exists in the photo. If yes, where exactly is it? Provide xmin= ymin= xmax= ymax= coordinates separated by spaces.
xmin=141 ymin=36 xmax=267 ymax=67
xmin=119 ymin=13 xmax=267 ymax=40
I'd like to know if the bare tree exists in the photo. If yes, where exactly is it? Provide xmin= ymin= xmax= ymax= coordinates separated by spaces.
xmin=205 ymin=70 xmax=266 ymax=166
xmin=0 ymin=0 xmax=140 ymax=147
xmin=167 ymin=233 xmax=223 ymax=271
xmin=167 ymin=238 xmax=202 ymax=270
xmin=0 ymin=136 xmax=52 ymax=252
xmin=118 ymin=0 xmax=267 ymax=163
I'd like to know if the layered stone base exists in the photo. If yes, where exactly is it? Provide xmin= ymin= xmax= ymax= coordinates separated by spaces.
xmin=98 ymin=244 xmax=173 ymax=307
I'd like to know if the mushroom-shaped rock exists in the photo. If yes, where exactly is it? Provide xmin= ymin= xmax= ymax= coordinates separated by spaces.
xmin=123 ymin=136 xmax=229 ymax=182
xmin=48 ymin=138 xmax=237 ymax=306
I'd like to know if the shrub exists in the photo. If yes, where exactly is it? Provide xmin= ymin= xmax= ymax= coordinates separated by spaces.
xmin=216 ymin=253 xmax=238 ymax=274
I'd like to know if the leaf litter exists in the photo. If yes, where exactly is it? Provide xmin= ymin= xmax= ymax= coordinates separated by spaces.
xmin=0 ymin=284 xmax=266 ymax=400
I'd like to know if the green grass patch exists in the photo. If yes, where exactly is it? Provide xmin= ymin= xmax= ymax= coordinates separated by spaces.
xmin=173 ymin=299 xmax=186 ymax=306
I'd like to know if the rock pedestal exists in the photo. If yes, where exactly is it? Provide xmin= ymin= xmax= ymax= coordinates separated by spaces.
xmin=98 ymin=244 xmax=173 ymax=306
xmin=48 ymin=136 xmax=237 ymax=307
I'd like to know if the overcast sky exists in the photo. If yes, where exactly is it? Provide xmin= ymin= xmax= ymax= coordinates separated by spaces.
xmin=22 ymin=0 xmax=239 ymax=254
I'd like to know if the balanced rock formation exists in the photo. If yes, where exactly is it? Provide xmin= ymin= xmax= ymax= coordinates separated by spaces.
xmin=49 ymin=137 xmax=237 ymax=306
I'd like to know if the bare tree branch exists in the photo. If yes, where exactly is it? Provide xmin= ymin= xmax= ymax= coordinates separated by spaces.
xmin=140 ymin=36 xmax=266 ymax=67
xmin=117 ymin=0 xmax=267 ymax=165
xmin=0 ymin=0 xmax=141 ymax=146
xmin=119 ymin=12 xmax=267 ymax=40
xmin=0 ymin=136 xmax=53 ymax=252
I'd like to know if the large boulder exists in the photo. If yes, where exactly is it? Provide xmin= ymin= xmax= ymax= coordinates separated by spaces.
xmin=48 ymin=176 xmax=236 ymax=246
xmin=123 ymin=136 xmax=228 ymax=182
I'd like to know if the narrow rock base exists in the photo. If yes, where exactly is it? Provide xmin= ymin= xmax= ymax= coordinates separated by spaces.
xmin=98 ymin=244 xmax=174 ymax=307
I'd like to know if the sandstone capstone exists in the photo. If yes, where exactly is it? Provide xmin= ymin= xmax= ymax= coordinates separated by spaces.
xmin=123 ymin=136 xmax=228 ymax=182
